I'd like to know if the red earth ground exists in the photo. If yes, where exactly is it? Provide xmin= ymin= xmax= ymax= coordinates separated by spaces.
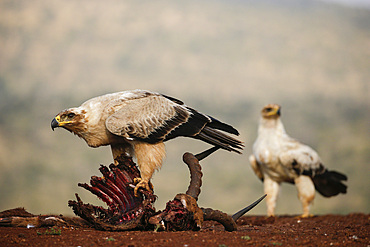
xmin=0 ymin=212 xmax=368 ymax=246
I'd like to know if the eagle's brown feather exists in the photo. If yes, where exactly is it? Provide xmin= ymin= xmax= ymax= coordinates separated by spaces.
xmin=105 ymin=95 xmax=190 ymax=141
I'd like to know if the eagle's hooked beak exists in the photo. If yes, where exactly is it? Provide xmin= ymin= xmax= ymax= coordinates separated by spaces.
xmin=264 ymin=105 xmax=281 ymax=118
xmin=51 ymin=116 xmax=60 ymax=131
xmin=276 ymin=107 xmax=281 ymax=116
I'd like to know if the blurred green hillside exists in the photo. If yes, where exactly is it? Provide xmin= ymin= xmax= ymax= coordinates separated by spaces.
xmin=0 ymin=0 xmax=369 ymax=216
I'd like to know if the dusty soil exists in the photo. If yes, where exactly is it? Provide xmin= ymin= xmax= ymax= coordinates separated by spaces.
xmin=0 ymin=213 xmax=368 ymax=246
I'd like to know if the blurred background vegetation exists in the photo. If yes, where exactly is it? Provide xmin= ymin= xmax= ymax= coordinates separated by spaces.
xmin=0 ymin=0 xmax=369 ymax=216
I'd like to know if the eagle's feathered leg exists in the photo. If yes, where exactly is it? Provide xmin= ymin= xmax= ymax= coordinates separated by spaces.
xmin=133 ymin=142 xmax=166 ymax=197
xmin=294 ymin=175 xmax=315 ymax=217
xmin=111 ymin=143 xmax=133 ymax=166
xmin=264 ymin=176 xmax=280 ymax=217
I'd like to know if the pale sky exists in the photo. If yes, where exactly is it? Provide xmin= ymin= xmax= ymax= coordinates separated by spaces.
xmin=320 ymin=0 xmax=370 ymax=8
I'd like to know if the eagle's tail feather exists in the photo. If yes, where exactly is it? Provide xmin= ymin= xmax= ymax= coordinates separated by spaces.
xmin=197 ymin=126 xmax=244 ymax=154
xmin=207 ymin=116 xmax=240 ymax=135
xmin=312 ymin=169 xmax=347 ymax=197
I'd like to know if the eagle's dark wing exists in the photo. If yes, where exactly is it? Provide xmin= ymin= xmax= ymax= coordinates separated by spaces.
xmin=106 ymin=94 xmax=243 ymax=153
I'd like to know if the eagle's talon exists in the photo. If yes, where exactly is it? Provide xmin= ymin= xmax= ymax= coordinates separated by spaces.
xmin=133 ymin=178 xmax=153 ymax=197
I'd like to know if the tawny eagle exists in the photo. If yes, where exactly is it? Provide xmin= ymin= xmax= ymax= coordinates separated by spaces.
xmin=249 ymin=104 xmax=347 ymax=217
xmin=51 ymin=90 xmax=243 ymax=195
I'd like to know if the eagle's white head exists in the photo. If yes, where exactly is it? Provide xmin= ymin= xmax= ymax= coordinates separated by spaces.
xmin=51 ymin=108 xmax=88 ymax=135
xmin=258 ymin=103 xmax=286 ymax=134
xmin=261 ymin=104 xmax=281 ymax=120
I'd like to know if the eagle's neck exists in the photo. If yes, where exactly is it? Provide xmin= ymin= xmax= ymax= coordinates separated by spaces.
xmin=68 ymin=107 xmax=110 ymax=147
xmin=258 ymin=117 xmax=287 ymax=137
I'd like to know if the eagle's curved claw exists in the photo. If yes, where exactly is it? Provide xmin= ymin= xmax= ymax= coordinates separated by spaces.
xmin=133 ymin=178 xmax=153 ymax=197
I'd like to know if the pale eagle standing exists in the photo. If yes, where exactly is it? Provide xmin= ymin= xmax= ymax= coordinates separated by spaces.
xmin=51 ymin=90 xmax=243 ymax=195
xmin=249 ymin=104 xmax=347 ymax=217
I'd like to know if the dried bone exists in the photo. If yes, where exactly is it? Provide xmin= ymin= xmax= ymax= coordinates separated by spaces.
xmin=68 ymin=154 xmax=157 ymax=231
xmin=147 ymin=151 xmax=260 ymax=232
